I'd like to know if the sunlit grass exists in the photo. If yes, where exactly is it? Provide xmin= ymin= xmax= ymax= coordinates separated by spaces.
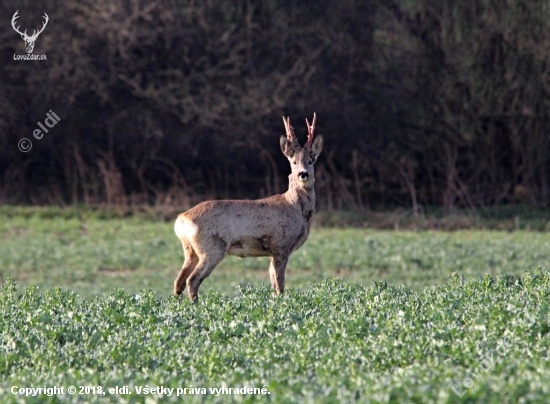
xmin=1 ymin=211 xmax=550 ymax=402
xmin=1 ymin=215 xmax=549 ymax=297
xmin=1 ymin=272 xmax=549 ymax=403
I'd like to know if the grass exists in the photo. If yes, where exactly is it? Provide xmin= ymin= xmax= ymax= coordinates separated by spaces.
xmin=0 ymin=207 xmax=550 ymax=403
xmin=2 ymin=203 xmax=550 ymax=230
xmin=1 ymin=272 xmax=549 ymax=403
xmin=1 ymin=213 xmax=550 ymax=296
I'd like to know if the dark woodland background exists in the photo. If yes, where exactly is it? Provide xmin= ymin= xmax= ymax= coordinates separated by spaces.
xmin=1 ymin=0 xmax=550 ymax=214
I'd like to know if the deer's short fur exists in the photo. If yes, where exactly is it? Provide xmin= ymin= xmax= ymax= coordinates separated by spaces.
xmin=174 ymin=114 xmax=324 ymax=301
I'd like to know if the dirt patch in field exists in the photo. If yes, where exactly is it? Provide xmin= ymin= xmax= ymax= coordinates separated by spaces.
xmin=97 ymin=267 xmax=136 ymax=276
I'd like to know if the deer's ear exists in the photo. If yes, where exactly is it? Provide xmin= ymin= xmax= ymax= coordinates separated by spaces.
xmin=310 ymin=134 xmax=324 ymax=159
xmin=280 ymin=136 xmax=295 ymax=158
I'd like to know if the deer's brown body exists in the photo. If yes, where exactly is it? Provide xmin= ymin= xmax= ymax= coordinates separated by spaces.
xmin=174 ymin=114 xmax=324 ymax=301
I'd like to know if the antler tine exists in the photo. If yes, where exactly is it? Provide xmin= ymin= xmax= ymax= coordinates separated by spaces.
xmin=282 ymin=116 xmax=296 ymax=142
xmin=305 ymin=112 xmax=316 ymax=147
xmin=11 ymin=10 xmax=26 ymax=36
xmin=30 ymin=13 xmax=49 ymax=39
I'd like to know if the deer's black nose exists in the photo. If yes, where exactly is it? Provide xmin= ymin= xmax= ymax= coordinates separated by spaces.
xmin=298 ymin=171 xmax=309 ymax=180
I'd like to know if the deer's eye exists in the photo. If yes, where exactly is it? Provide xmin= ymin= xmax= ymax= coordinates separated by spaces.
xmin=308 ymin=160 xmax=313 ymax=165
xmin=293 ymin=161 xmax=297 ymax=165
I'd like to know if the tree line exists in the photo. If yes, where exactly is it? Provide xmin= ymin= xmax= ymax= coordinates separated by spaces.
xmin=1 ymin=0 xmax=549 ymax=212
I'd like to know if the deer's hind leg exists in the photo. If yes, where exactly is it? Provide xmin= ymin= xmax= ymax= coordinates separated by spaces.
xmin=186 ymin=235 xmax=227 ymax=302
xmin=174 ymin=237 xmax=199 ymax=295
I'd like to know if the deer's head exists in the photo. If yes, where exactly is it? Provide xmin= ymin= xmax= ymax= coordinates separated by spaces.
xmin=280 ymin=113 xmax=324 ymax=188
xmin=11 ymin=11 xmax=49 ymax=54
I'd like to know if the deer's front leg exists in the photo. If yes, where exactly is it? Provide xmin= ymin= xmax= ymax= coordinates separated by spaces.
xmin=269 ymin=255 xmax=288 ymax=295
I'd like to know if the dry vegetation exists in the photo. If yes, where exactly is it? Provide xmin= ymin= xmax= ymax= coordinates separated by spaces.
xmin=1 ymin=0 xmax=550 ymax=213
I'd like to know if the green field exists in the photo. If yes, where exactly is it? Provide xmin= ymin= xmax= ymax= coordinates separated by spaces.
xmin=1 ymin=211 xmax=550 ymax=403
xmin=1 ymin=213 xmax=550 ymax=296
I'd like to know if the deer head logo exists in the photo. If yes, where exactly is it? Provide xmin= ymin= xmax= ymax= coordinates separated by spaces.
xmin=11 ymin=11 xmax=49 ymax=54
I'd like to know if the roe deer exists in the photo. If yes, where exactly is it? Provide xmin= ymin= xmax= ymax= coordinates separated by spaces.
xmin=174 ymin=113 xmax=324 ymax=301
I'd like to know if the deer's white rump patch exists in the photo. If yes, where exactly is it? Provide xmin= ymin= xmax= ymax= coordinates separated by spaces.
xmin=174 ymin=216 xmax=198 ymax=239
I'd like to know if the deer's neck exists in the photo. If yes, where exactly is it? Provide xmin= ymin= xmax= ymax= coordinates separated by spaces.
xmin=284 ymin=174 xmax=316 ymax=221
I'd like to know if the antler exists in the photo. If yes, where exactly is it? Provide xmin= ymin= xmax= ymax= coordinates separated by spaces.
xmin=29 ymin=13 xmax=49 ymax=39
xmin=305 ymin=112 xmax=316 ymax=148
xmin=11 ymin=11 xmax=49 ymax=39
xmin=11 ymin=11 xmax=26 ymax=37
xmin=282 ymin=116 xmax=296 ymax=143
